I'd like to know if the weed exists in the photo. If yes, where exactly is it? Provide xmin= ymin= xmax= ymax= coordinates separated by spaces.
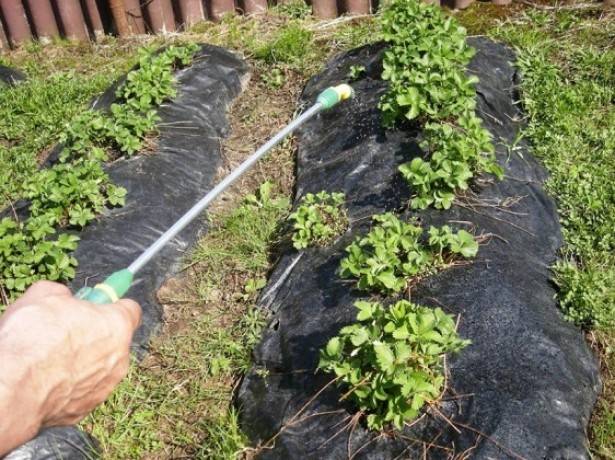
xmin=272 ymin=0 xmax=312 ymax=19
xmin=289 ymin=191 xmax=348 ymax=249
xmin=348 ymin=65 xmax=366 ymax=81
xmin=261 ymin=67 xmax=285 ymax=89
xmin=254 ymin=23 xmax=314 ymax=65
xmin=319 ymin=299 xmax=469 ymax=430
xmin=491 ymin=12 xmax=615 ymax=330
xmin=86 ymin=182 xmax=288 ymax=458
xmin=192 ymin=182 xmax=290 ymax=295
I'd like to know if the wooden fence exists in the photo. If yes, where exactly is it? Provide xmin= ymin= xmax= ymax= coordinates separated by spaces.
xmin=4 ymin=1 xmax=607 ymax=50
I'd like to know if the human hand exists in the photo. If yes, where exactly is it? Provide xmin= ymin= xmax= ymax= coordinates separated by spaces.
xmin=0 ymin=281 xmax=141 ymax=456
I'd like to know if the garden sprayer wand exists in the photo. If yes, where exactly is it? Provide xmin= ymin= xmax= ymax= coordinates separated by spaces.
xmin=75 ymin=84 xmax=353 ymax=304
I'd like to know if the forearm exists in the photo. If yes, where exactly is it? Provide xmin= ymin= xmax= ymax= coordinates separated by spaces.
xmin=0 ymin=341 xmax=44 ymax=457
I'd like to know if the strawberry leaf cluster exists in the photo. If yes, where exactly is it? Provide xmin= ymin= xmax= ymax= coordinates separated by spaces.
xmin=400 ymin=117 xmax=503 ymax=209
xmin=289 ymin=191 xmax=348 ymax=249
xmin=1 ymin=44 xmax=198 ymax=302
xmin=318 ymin=299 xmax=470 ymax=430
xmin=379 ymin=0 xmax=501 ymax=209
xmin=340 ymin=213 xmax=478 ymax=293
xmin=379 ymin=0 xmax=476 ymax=124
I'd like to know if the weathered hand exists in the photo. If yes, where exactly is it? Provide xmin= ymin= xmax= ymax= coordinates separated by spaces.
xmin=0 ymin=281 xmax=141 ymax=456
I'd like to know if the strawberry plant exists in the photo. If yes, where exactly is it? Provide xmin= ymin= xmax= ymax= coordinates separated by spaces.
xmin=0 ymin=218 xmax=79 ymax=294
xmin=340 ymin=213 xmax=478 ymax=293
xmin=318 ymin=299 xmax=470 ymax=430
xmin=379 ymin=0 xmax=502 ymax=210
xmin=379 ymin=0 xmax=476 ymax=125
xmin=289 ymin=191 xmax=348 ymax=249
xmin=399 ymin=116 xmax=503 ymax=209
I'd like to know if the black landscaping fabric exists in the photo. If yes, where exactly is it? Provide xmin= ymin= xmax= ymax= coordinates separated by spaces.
xmin=68 ymin=44 xmax=248 ymax=355
xmin=238 ymin=38 xmax=601 ymax=459
xmin=0 ymin=65 xmax=26 ymax=86
xmin=5 ymin=45 xmax=247 ymax=459
xmin=3 ymin=428 xmax=98 ymax=460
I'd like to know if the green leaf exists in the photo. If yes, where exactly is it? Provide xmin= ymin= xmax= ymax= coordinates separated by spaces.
xmin=325 ymin=337 xmax=342 ymax=357
xmin=374 ymin=342 xmax=396 ymax=373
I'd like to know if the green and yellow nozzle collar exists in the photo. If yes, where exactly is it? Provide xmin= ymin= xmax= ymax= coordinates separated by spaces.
xmin=75 ymin=268 xmax=134 ymax=304
xmin=316 ymin=84 xmax=354 ymax=110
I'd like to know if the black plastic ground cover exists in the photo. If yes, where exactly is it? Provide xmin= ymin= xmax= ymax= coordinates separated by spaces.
xmin=238 ymin=38 xmax=601 ymax=459
xmin=4 ymin=428 xmax=98 ymax=460
xmin=68 ymin=44 xmax=248 ymax=355
xmin=5 ymin=45 xmax=248 ymax=459
xmin=0 ymin=65 xmax=26 ymax=86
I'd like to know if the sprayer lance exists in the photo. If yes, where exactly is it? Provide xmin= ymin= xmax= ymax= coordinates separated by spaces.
xmin=75 ymin=84 xmax=353 ymax=304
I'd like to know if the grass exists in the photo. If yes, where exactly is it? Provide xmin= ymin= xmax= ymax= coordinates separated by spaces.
xmin=490 ymin=9 xmax=615 ymax=331
xmin=459 ymin=6 xmax=614 ymax=458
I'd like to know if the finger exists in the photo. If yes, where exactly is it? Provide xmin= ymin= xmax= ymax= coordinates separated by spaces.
xmin=13 ymin=281 xmax=71 ymax=307
xmin=109 ymin=298 xmax=142 ymax=333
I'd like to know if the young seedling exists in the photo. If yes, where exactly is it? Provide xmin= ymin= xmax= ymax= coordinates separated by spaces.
xmin=348 ymin=65 xmax=366 ymax=81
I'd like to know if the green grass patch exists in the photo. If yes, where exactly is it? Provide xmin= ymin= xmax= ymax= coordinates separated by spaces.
xmin=254 ymin=23 xmax=314 ymax=66
xmin=85 ymin=183 xmax=290 ymax=458
xmin=491 ymin=10 xmax=615 ymax=331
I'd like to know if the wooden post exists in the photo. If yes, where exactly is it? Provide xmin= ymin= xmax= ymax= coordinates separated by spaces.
xmin=54 ymin=0 xmax=89 ymax=40
xmin=25 ymin=0 xmax=59 ymax=44
xmin=178 ymin=0 xmax=206 ymax=26
xmin=109 ymin=0 xmax=130 ymax=36
xmin=82 ymin=0 xmax=105 ymax=39
xmin=453 ymin=0 xmax=474 ymax=9
xmin=145 ymin=0 xmax=176 ymax=33
xmin=124 ymin=0 xmax=145 ymax=34
xmin=0 ymin=18 xmax=9 ymax=51
xmin=208 ymin=0 xmax=235 ymax=22
xmin=343 ymin=0 xmax=371 ymax=14
xmin=312 ymin=0 xmax=337 ymax=19
xmin=242 ymin=0 xmax=267 ymax=15
xmin=0 ymin=0 xmax=32 ymax=45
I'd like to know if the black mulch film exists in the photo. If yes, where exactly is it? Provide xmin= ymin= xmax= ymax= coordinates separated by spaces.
xmin=237 ymin=38 xmax=602 ymax=460
xmin=0 ymin=65 xmax=26 ymax=86
xmin=72 ymin=44 xmax=248 ymax=355
xmin=4 ymin=428 xmax=98 ymax=460
xmin=4 ymin=45 xmax=248 ymax=459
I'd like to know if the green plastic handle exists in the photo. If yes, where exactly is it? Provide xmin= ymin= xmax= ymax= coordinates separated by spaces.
xmin=75 ymin=269 xmax=134 ymax=305
xmin=317 ymin=84 xmax=353 ymax=109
